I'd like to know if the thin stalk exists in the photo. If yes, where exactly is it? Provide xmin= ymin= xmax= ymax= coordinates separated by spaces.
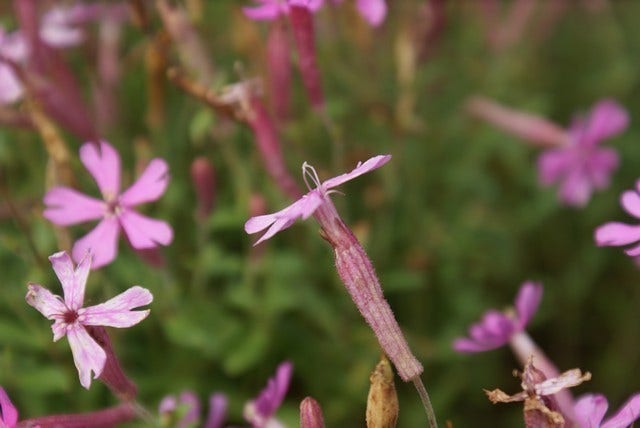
xmin=412 ymin=376 xmax=438 ymax=428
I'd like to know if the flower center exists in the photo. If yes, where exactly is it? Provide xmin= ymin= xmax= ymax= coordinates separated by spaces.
xmin=63 ymin=309 xmax=79 ymax=324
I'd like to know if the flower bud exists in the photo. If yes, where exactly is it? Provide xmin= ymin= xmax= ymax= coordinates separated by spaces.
xmin=366 ymin=355 xmax=399 ymax=428
xmin=300 ymin=396 xmax=325 ymax=428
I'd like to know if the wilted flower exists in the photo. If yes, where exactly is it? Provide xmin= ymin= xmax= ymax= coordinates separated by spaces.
xmin=574 ymin=393 xmax=640 ymax=428
xmin=43 ymin=140 xmax=173 ymax=268
xmin=244 ymin=361 xmax=293 ymax=428
xmin=26 ymin=251 xmax=153 ymax=388
xmin=594 ymin=182 xmax=640 ymax=258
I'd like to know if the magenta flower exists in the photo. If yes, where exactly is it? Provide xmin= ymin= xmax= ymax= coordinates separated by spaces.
xmin=245 ymin=155 xmax=391 ymax=245
xmin=537 ymin=99 xmax=629 ymax=207
xmin=243 ymin=0 xmax=324 ymax=20
xmin=453 ymin=281 xmax=542 ymax=353
xmin=244 ymin=361 xmax=293 ymax=428
xmin=0 ymin=387 xmax=18 ymax=428
xmin=43 ymin=140 xmax=173 ymax=268
xmin=594 ymin=182 xmax=640 ymax=257
xmin=574 ymin=393 xmax=640 ymax=428
xmin=25 ymin=251 xmax=153 ymax=389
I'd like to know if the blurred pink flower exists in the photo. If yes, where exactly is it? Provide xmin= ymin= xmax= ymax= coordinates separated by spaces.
xmin=453 ymin=281 xmax=542 ymax=353
xmin=159 ymin=391 xmax=201 ymax=428
xmin=43 ymin=140 xmax=173 ymax=268
xmin=25 ymin=251 xmax=153 ymax=389
xmin=245 ymin=155 xmax=391 ymax=245
xmin=244 ymin=361 xmax=292 ymax=428
xmin=0 ymin=26 xmax=28 ymax=105
xmin=355 ymin=0 xmax=387 ymax=26
xmin=243 ymin=0 xmax=324 ymax=20
xmin=538 ymin=99 xmax=629 ymax=207
xmin=594 ymin=182 xmax=640 ymax=258
xmin=0 ymin=387 xmax=18 ymax=428
xmin=574 ymin=393 xmax=640 ymax=428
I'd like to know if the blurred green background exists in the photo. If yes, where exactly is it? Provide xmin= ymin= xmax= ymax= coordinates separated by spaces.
xmin=1 ymin=1 xmax=640 ymax=426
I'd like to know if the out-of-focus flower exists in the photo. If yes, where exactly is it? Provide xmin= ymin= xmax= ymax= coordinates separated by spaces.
xmin=25 ymin=251 xmax=153 ymax=388
xmin=0 ymin=26 xmax=28 ymax=105
xmin=574 ymin=393 xmax=640 ymax=428
xmin=244 ymin=361 xmax=293 ymax=428
xmin=594 ymin=182 xmax=640 ymax=258
xmin=243 ymin=0 xmax=324 ymax=20
xmin=43 ymin=140 xmax=173 ymax=268
xmin=0 ymin=387 xmax=18 ymax=428
xmin=159 ymin=391 xmax=201 ymax=428
xmin=245 ymin=155 xmax=390 ymax=245
xmin=205 ymin=394 xmax=228 ymax=428
xmin=485 ymin=357 xmax=591 ymax=428
xmin=453 ymin=281 xmax=542 ymax=353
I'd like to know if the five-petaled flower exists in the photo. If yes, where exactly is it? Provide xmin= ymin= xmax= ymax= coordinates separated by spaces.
xmin=245 ymin=155 xmax=391 ymax=245
xmin=453 ymin=281 xmax=542 ymax=353
xmin=43 ymin=140 xmax=173 ymax=268
xmin=594 ymin=181 xmax=640 ymax=258
xmin=244 ymin=361 xmax=293 ymax=428
xmin=26 ymin=251 xmax=153 ymax=389
xmin=574 ymin=393 xmax=640 ymax=428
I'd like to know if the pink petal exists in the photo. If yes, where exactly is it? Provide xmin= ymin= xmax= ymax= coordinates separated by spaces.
xmin=43 ymin=187 xmax=105 ymax=226
xmin=624 ymin=242 xmax=640 ymax=257
xmin=72 ymin=218 xmax=120 ymax=269
xmin=594 ymin=222 xmax=640 ymax=247
xmin=0 ymin=387 xmax=18 ymax=427
xmin=0 ymin=63 xmax=23 ymax=105
xmin=82 ymin=286 xmax=152 ymax=328
xmin=79 ymin=141 xmax=121 ymax=199
xmin=581 ymin=99 xmax=629 ymax=147
xmin=575 ymin=394 xmax=608 ymax=427
xmin=558 ymin=168 xmax=592 ymax=207
xmin=586 ymin=147 xmax=619 ymax=189
xmin=356 ymin=0 xmax=387 ymax=26
xmin=66 ymin=326 xmax=107 ymax=389
xmin=253 ymin=361 xmax=293 ymax=418
xmin=205 ymin=394 xmax=228 ymax=428
xmin=514 ymin=281 xmax=542 ymax=329
xmin=322 ymin=155 xmax=392 ymax=189
xmin=243 ymin=2 xmax=286 ymax=20
xmin=290 ymin=0 xmax=325 ymax=11
xmin=452 ymin=337 xmax=499 ymax=353
xmin=119 ymin=159 xmax=170 ymax=206
xmin=25 ymin=283 xmax=67 ymax=320
xmin=49 ymin=251 xmax=90 ymax=310
xmin=621 ymin=190 xmax=640 ymax=219
xmin=40 ymin=7 xmax=85 ymax=48
xmin=601 ymin=393 xmax=640 ymax=428
xmin=119 ymin=210 xmax=173 ymax=249
xmin=537 ymin=149 xmax=572 ymax=186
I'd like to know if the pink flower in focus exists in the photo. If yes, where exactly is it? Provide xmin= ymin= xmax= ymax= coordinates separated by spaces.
xmin=574 ymin=393 xmax=640 ymax=428
xmin=537 ymin=100 xmax=629 ymax=207
xmin=43 ymin=140 xmax=173 ymax=268
xmin=25 ymin=251 xmax=153 ymax=389
xmin=594 ymin=182 xmax=640 ymax=258
xmin=244 ymin=361 xmax=293 ymax=428
xmin=0 ymin=387 xmax=18 ymax=428
xmin=243 ymin=0 xmax=324 ymax=20
xmin=245 ymin=155 xmax=391 ymax=245
xmin=453 ymin=281 xmax=542 ymax=353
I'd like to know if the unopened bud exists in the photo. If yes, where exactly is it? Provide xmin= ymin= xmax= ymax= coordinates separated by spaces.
xmin=366 ymin=355 xmax=399 ymax=428
xmin=300 ymin=396 xmax=325 ymax=428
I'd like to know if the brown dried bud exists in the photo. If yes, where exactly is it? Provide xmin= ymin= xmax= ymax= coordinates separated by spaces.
xmin=366 ymin=355 xmax=399 ymax=428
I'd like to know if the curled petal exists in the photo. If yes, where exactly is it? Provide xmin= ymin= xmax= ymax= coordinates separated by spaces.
xmin=322 ymin=155 xmax=392 ymax=189
xmin=119 ymin=159 xmax=170 ymax=206
xmin=514 ymin=281 xmax=542 ymax=329
xmin=119 ymin=210 xmax=173 ymax=249
xmin=25 ymin=283 xmax=67 ymax=320
xmin=67 ymin=326 xmax=107 ymax=389
xmin=82 ymin=286 xmax=152 ymax=328
xmin=594 ymin=222 xmax=640 ymax=247
xmin=580 ymin=99 xmax=629 ymax=147
xmin=205 ymin=393 xmax=228 ymax=428
xmin=79 ymin=141 xmax=121 ymax=199
xmin=0 ymin=387 xmax=18 ymax=427
xmin=575 ymin=394 xmax=608 ymax=427
xmin=43 ymin=187 xmax=105 ymax=226
xmin=621 ymin=190 xmax=640 ymax=219
xmin=49 ymin=251 xmax=90 ymax=310
xmin=356 ymin=0 xmax=387 ymax=26
xmin=601 ymin=393 xmax=640 ymax=428
xmin=72 ymin=218 xmax=120 ymax=269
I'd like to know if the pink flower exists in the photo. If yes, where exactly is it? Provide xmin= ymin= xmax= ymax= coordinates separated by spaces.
xmin=245 ymin=155 xmax=391 ymax=245
xmin=243 ymin=0 xmax=324 ymax=20
xmin=205 ymin=394 xmax=228 ymax=428
xmin=355 ymin=0 xmax=387 ymax=26
xmin=574 ymin=393 xmax=640 ymax=428
xmin=43 ymin=140 xmax=173 ymax=268
xmin=453 ymin=281 xmax=542 ymax=353
xmin=0 ymin=26 xmax=28 ymax=105
xmin=25 ymin=251 xmax=153 ymax=389
xmin=159 ymin=391 xmax=201 ymax=428
xmin=594 ymin=182 xmax=640 ymax=257
xmin=537 ymin=99 xmax=629 ymax=207
xmin=0 ymin=387 xmax=18 ymax=428
xmin=244 ymin=361 xmax=293 ymax=428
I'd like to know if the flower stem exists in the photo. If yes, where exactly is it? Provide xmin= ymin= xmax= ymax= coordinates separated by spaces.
xmin=412 ymin=376 xmax=438 ymax=428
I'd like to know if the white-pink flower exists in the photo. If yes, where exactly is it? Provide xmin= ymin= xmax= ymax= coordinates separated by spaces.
xmin=26 ymin=251 xmax=153 ymax=389
xmin=43 ymin=140 xmax=173 ymax=268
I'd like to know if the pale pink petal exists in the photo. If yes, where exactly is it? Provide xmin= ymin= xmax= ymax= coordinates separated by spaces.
xmin=49 ymin=251 xmax=90 ymax=310
xmin=243 ymin=1 xmax=286 ymax=20
xmin=575 ymin=394 xmax=608 ymax=427
xmin=82 ymin=286 xmax=152 ymax=328
xmin=253 ymin=361 xmax=293 ymax=418
xmin=452 ymin=337 xmax=500 ymax=353
xmin=558 ymin=169 xmax=591 ymax=207
xmin=0 ymin=387 xmax=18 ymax=427
xmin=0 ymin=28 xmax=28 ymax=61
xmin=0 ymin=63 xmax=23 ymax=105
xmin=66 ymin=326 xmax=107 ymax=389
xmin=43 ymin=187 xmax=105 ymax=226
xmin=322 ymin=155 xmax=392 ymax=189
xmin=535 ymin=369 xmax=589 ymax=396
xmin=601 ymin=393 xmax=640 ymax=428
xmin=537 ymin=149 xmax=572 ymax=185
xmin=586 ymin=147 xmax=618 ymax=189
xmin=290 ymin=0 xmax=324 ymax=11
xmin=119 ymin=210 xmax=173 ymax=249
xmin=594 ymin=222 xmax=640 ymax=247
xmin=621 ymin=190 xmax=640 ymax=219
xmin=356 ymin=0 xmax=386 ymax=26
xmin=79 ymin=141 xmax=121 ymax=198
xmin=40 ymin=7 xmax=85 ymax=48
xmin=25 ymin=283 xmax=67 ymax=320
xmin=205 ymin=394 xmax=228 ymax=428
xmin=72 ymin=218 xmax=120 ymax=269
xmin=119 ymin=159 xmax=170 ymax=206
xmin=514 ymin=281 xmax=542 ymax=329
xmin=581 ymin=100 xmax=629 ymax=147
